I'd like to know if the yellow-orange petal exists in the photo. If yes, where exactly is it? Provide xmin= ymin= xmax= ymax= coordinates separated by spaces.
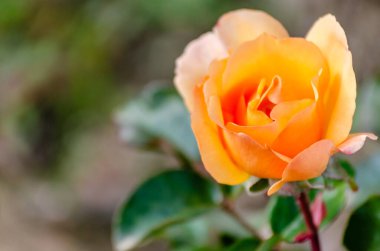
xmin=203 ymin=59 xmax=228 ymax=127
xmin=222 ymin=34 xmax=328 ymax=103
xmin=338 ymin=133 xmax=378 ymax=155
xmin=306 ymin=14 xmax=356 ymax=145
xmin=227 ymin=98 xmax=314 ymax=147
xmin=214 ymin=9 xmax=288 ymax=51
xmin=191 ymin=84 xmax=249 ymax=184
xmin=222 ymin=130 xmax=287 ymax=179
xmin=174 ymin=32 xmax=227 ymax=110
xmin=268 ymin=139 xmax=335 ymax=195
xmin=271 ymin=103 xmax=322 ymax=158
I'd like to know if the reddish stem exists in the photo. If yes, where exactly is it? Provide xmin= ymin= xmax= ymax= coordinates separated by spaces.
xmin=297 ymin=192 xmax=321 ymax=251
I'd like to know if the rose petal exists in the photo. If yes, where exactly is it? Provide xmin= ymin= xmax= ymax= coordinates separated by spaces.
xmin=222 ymin=130 xmax=287 ymax=179
xmin=306 ymin=14 xmax=356 ymax=145
xmin=338 ymin=133 xmax=378 ymax=155
xmin=203 ymin=59 xmax=227 ymax=127
xmin=174 ymin=32 xmax=227 ymax=110
xmin=191 ymin=84 xmax=250 ymax=184
xmin=222 ymin=34 xmax=328 ymax=103
xmin=271 ymin=102 xmax=322 ymax=158
xmin=268 ymin=139 xmax=335 ymax=195
xmin=215 ymin=9 xmax=288 ymax=50
xmin=227 ymin=98 xmax=314 ymax=147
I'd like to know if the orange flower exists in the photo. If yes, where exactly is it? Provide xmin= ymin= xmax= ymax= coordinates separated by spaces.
xmin=174 ymin=9 xmax=377 ymax=195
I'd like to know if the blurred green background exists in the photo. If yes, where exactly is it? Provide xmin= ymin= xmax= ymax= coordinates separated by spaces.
xmin=1 ymin=0 xmax=380 ymax=251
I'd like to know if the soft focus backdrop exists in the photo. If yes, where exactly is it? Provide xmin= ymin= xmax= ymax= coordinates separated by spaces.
xmin=1 ymin=0 xmax=380 ymax=250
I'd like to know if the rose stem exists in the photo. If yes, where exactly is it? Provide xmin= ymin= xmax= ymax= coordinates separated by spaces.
xmin=222 ymin=199 xmax=263 ymax=240
xmin=297 ymin=192 xmax=321 ymax=251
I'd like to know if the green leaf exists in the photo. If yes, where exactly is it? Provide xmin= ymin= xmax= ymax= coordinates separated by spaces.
xmin=336 ymin=159 xmax=356 ymax=178
xmin=116 ymin=83 xmax=199 ymax=160
xmin=112 ymin=169 xmax=223 ymax=251
xmin=256 ymin=235 xmax=281 ymax=251
xmin=269 ymin=196 xmax=299 ymax=235
xmin=249 ymin=179 xmax=269 ymax=193
xmin=227 ymin=238 xmax=260 ymax=251
xmin=334 ymin=158 xmax=358 ymax=191
xmin=344 ymin=196 xmax=380 ymax=251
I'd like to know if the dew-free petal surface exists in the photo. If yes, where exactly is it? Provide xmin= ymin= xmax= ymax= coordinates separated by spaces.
xmin=338 ymin=133 xmax=378 ymax=155
xmin=191 ymin=84 xmax=249 ymax=184
xmin=268 ymin=139 xmax=334 ymax=195
xmin=222 ymin=130 xmax=287 ymax=179
xmin=215 ymin=9 xmax=288 ymax=50
xmin=174 ymin=32 xmax=227 ymax=110
xmin=306 ymin=14 xmax=356 ymax=145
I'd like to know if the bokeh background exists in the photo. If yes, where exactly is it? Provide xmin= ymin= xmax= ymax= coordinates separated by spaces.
xmin=1 ymin=0 xmax=380 ymax=250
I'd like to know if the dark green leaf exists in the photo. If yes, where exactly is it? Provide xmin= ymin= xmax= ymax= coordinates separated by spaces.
xmin=227 ymin=238 xmax=260 ymax=251
xmin=112 ymin=170 xmax=223 ymax=251
xmin=269 ymin=196 xmax=299 ymax=234
xmin=249 ymin=179 xmax=269 ymax=193
xmin=334 ymin=159 xmax=358 ymax=191
xmin=336 ymin=159 xmax=356 ymax=178
xmin=116 ymin=83 xmax=199 ymax=160
xmin=344 ymin=196 xmax=380 ymax=251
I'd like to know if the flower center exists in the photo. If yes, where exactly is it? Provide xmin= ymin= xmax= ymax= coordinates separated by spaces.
xmin=232 ymin=76 xmax=281 ymax=126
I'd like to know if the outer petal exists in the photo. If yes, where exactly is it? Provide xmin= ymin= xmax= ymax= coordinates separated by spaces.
xmin=174 ymin=32 xmax=227 ymax=110
xmin=222 ymin=130 xmax=287 ymax=179
xmin=215 ymin=9 xmax=288 ymax=50
xmin=338 ymin=133 xmax=378 ymax=155
xmin=268 ymin=139 xmax=335 ymax=195
xmin=191 ymin=84 xmax=249 ymax=184
xmin=306 ymin=14 xmax=356 ymax=145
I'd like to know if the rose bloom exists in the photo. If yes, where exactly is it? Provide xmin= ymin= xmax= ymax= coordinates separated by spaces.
xmin=174 ymin=9 xmax=377 ymax=195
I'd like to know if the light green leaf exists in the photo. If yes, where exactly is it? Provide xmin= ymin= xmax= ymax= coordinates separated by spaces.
xmin=256 ymin=235 xmax=281 ymax=251
xmin=112 ymin=170 xmax=223 ymax=251
xmin=116 ymin=83 xmax=199 ymax=160
xmin=344 ymin=196 xmax=380 ymax=251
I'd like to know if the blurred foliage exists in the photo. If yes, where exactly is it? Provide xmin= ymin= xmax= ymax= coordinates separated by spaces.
xmin=354 ymin=79 xmax=380 ymax=134
xmin=0 ymin=0 xmax=267 ymax=176
xmin=344 ymin=196 xmax=380 ymax=251
xmin=266 ymin=182 xmax=346 ymax=243
xmin=227 ymin=238 xmax=261 ymax=251
xmin=116 ymin=83 xmax=199 ymax=161
xmin=113 ymin=169 xmax=223 ymax=251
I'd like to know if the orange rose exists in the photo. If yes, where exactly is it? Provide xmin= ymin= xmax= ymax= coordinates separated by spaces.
xmin=174 ymin=9 xmax=377 ymax=195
